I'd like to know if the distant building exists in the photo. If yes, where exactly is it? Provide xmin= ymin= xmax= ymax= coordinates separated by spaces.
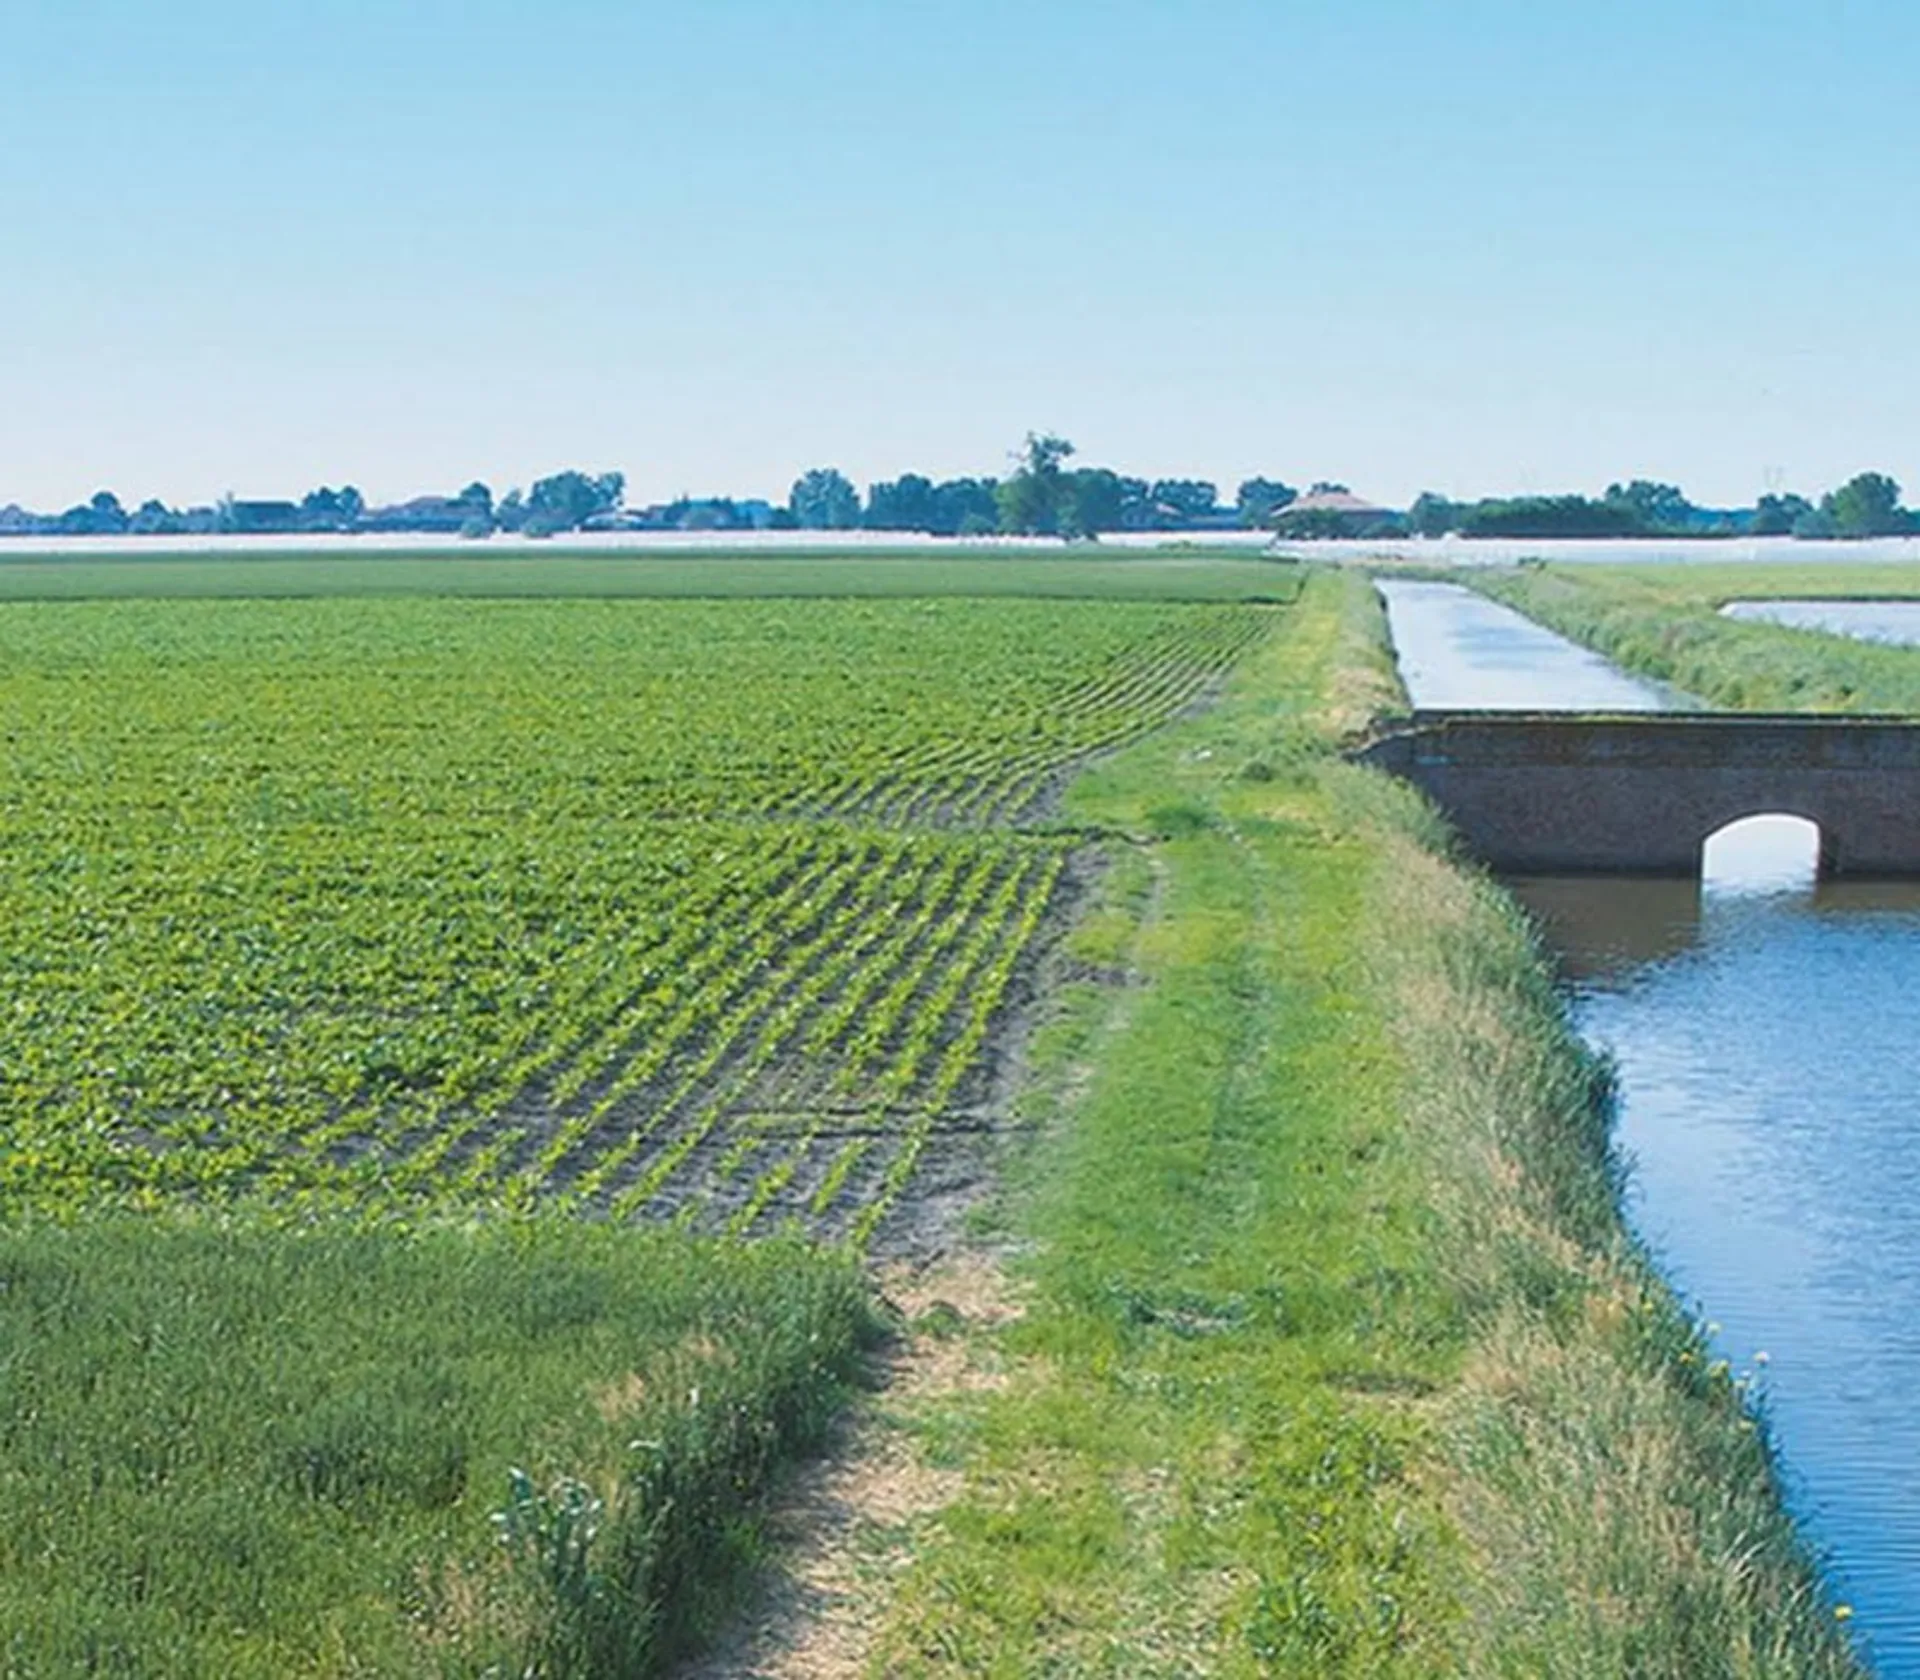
xmin=1270 ymin=489 xmax=1405 ymax=540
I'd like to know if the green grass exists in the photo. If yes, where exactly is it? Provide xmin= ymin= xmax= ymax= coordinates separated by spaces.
xmin=1465 ymin=561 xmax=1920 ymax=711
xmin=0 ymin=549 xmax=1300 ymax=603
xmin=0 ymin=1216 xmax=875 ymax=1677
xmin=869 ymin=570 xmax=1862 ymax=1676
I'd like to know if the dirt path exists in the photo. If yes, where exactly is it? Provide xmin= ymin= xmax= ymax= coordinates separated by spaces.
xmin=675 ymin=1254 xmax=1024 ymax=1680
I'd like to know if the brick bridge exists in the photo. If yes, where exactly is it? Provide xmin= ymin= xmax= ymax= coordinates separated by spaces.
xmin=1357 ymin=712 xmax=1920 ymax=875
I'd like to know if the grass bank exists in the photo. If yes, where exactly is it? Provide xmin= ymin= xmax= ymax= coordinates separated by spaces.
xmin=0 ymin=1217 xmax=874 ymax=1677
xmin=870 ymin=570 xmax=1860 ymax=1675
xmin=1469 ymin=562 xmax=1920 ymax=711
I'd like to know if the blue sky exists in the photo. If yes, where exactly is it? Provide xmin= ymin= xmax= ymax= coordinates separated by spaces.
xmin=4 ymin=0 xmax=1917 ymax=510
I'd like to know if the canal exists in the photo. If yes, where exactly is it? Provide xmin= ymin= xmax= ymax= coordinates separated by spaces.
xmin=1377 ymin=579 xmax=1920 ymax=1677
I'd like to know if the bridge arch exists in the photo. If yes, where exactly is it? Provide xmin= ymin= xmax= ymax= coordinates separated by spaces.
xmin=1700 ymin=811 xmax=1827 ymax=892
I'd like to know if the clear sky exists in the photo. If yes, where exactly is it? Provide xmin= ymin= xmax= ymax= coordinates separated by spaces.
xmin=5 ymin=0 xmax=1917 ymax=511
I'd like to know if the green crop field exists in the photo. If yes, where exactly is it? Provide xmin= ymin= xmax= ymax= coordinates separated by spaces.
xmin=0 ymin=593 xmax=1272 ymax=1241
xmin=0 ymin=580 xmax=1285 ymax=1673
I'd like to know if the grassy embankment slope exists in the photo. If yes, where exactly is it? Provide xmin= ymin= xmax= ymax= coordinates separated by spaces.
xmin=1470 ymin=561 xmax=1920 ymax=711
xmin=869 ymin=569 xmax=1859 ymax=1676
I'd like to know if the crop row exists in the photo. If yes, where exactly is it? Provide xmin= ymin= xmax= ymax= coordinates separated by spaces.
xmin=0 ymin=594 xmax=1271 ymax=1235
xmin=796 ymin=604 xmax=1273 ymax=828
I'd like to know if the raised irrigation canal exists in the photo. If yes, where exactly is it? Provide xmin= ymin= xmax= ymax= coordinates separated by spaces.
xmin=1377 ymin=578 xmax=1920 ymax=1677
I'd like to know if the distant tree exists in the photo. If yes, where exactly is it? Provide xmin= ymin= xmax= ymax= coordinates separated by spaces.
xmin=528 ymin=470 xmax=623 ymax=531
xmin=1408 ymin=492 xmax=1460 ymax=538
xmin=1273 ymin=498 xmax=1408 ymax=540
xmin=1116 ymin=476 xmax=1155 ymax=530
xmin=129 ymin=497 xmax=180 ymax=536
xmin=60 ymin=491 xmax=128 ymax=535
xmin=789 ymin=467 xmax=860 ymax=530
xmin=1235 ymin=477 xmax=1297 ymax=526
xmin=1604 ymin=480 xmax=1693 ymax=533
xmin=1751 ymin=493 xmax=1813 ymax=536
xmin=496 ymin=489 xmax=526 ymax=532
xmin=1457 ymin=496 xmax=1640 ymax=538
xmin=300 ymin=486 xmax=364 ymax=531
xmin=1150 ymin=479 xmax=1219 ymax=525
xmin=1822 ymin=472 xmax=1907 ymax=538
xmin=1061 ymin=468 xmax=1125 ymax=539
xmin=996 ymin=474 xmax=1054 ymax=536
xmin=865 ymin=473 xmax=936 ymax=531
xmin=996 ymin=434 xmax=1075 ymax=535
xmin=1308 ymin=481 xmax=1350 ymax=495
xmin=456 ymin=481 xmax=495 ymax=524
xmin=928 ymin=477 xmax=999 ymax=536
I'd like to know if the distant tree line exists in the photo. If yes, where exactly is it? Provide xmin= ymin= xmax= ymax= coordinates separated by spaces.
xmin=0 ymin=438 xmax=1300 ymax=543
xmin=1401 ymin=474 xmax=1916 ymax=541
xmin=787 ymin=438 xmax=1295 ymax=538
xmin=2 ymin=449 xmax=1914 ymax=543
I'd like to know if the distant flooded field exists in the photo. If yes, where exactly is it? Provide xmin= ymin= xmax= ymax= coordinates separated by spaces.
xmin=1724 ymin=598 xmax=1920 ymax=646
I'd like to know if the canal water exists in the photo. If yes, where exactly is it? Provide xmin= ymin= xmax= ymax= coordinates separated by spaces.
xmin=1377 ymin=579 xmax=1920 ymax=1676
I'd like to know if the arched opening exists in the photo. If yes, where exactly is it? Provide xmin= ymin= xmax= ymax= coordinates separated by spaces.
xmin=1700 ymin=813 xmax=1823 ymax=896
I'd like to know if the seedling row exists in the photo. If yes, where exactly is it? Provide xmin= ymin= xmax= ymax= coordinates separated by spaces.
xmin=0 ymin=595 xmax=1272 ymax=1237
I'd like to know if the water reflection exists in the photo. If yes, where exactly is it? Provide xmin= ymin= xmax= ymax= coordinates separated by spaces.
xmin=1506 ymin=876 xmax=1702 ymax=982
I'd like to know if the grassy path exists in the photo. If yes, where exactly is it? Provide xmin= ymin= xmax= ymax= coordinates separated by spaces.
xmin=835 ymin=570 xmax=1860 ymax=1677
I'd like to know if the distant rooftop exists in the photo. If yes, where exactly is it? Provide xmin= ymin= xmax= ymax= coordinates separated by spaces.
xmin=1280 ymin=488 xmax=1385 ymax=516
